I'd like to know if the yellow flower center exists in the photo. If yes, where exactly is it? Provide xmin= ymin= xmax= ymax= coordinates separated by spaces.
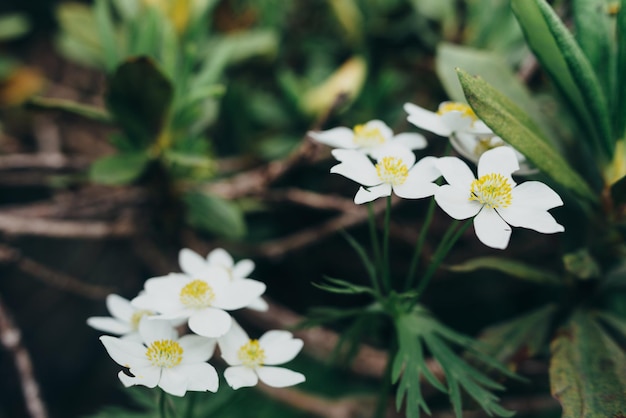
xmin=130 ymin=310 xmax=154 ymax=330
xmin=469 ymin=173 xmax=513 ymax=209
xmin=238 ymin=339 xmax=266 ymax=368
xmin=179 ymin=279 xmax=215 ymax=309
xmin=375 ymin=157 xmax=409 ymax=186
xmin=437 ymin=102 xmax=477 ymax=120
xmin=145 ymin=339 xmax=183 ymax=368
xmin=473 ymin=137 xmax=504 ymax=157
xmin=353 ymin=124 xmax=386 ymax=148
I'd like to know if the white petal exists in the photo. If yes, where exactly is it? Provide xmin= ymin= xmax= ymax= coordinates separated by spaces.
xmin=354 ymin=184 xmax=391 ymax=204
xmin=176 ymin=362 xmax=219 ymax=392
xmin=131 ymin=293 xmax=182 ymax=316
xmin=188 ymin=308 xmax=232 ymax=338
xmin=393 ymin=179 xmax=438 ymax=200
xmin=330 ymin=150 xmax=379 ymax=186
xmin=410 ymin=156 xmax=441 ymax=181
xmin=498 ymin=207 xmax=564 ymax=233
xmin=159 ymin=368 xmax=188 ymax=397
xmin=232 ymin=259 xmax=255 ymax=279
xmin=139 ymin=317 xmax=177 ymax=344
xmin=440 ymin=111 xmax=473 ymax=133
xmin=477 ymin=147 xmax=519 ymax=181
xmin=206 ymin=248 xmax=234 ymax=269
xmin=100 ymin=336 xmax=150 ymax=369
xmin=257 ymin=367 xmax=305 ymax=388
xmin=308 ymin=127 xmax=357 ymax=149
xmin=371 ymin=143 xmax=416 ymax=167
xmin=474 ymin=208 xmax=512 ymax=249
xmin=510 ymin=181 xmax=563 ymax=210
xmin=435 ymin=186 xmax=481 ymax=220
xmin=436 ymin=156 xmax=475 ymax=190
xmin=213 ymin=279 xmax=266 ymax=310
xmin=179 ymin=248 xmax=208 ymax=277
xmin=218 ymin=320 xmax=249 ymax=366
xmin=392 ymin=132 xmax=427 ymax=150
xmin=178 ymin=334 xmax=216 ymax=364
xmin=404 ymin=102 xmax=451 ymax=136
xmin=87 ymin=317 xmax=132 ymax=335
xmin=364 ymin=120 xmax=394 ymax=142
xmin=261 ymin=338 xmax=303 ymax=365
xmin=246 ymin=297 xmax=269 ymax=311
xmin=224 ymin=366 xmax=258 ymax=389
xmin=118 ymin=368 xmax=160 ymax=388
xmin=106 ymin=294 xmax=134 ymax=322
xmin=469 ymin=120 xmax=494 ymax=134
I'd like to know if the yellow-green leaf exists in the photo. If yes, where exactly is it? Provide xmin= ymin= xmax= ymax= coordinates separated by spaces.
xmin=445 ymin=256 xmax=562 ymax=286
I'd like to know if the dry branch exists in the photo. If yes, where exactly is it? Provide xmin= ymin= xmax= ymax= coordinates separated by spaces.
xmin=0 ymin=213 xmax=135 ymax=239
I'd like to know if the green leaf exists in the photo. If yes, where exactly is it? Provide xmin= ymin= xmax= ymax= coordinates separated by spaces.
xmin=511 ymin=0 xmax=614 ymax=158
xmin=563 ymin=248 xmax=601 ymax=280
xmin=312 ymin=276 xmax=375 ymax=296
xmin=475 ymin=304 xmax=557 ymax=367
xmin=457 ymin=68 xmax=598 ymax=202
xmin=94 ymin=0 xmax=119 ymax=72
xmin=616 ymin=0 xmax=626 ymax=138
xmin=445 ymin=256 xmax=562 ymax=286
xmin=550 ymin=310 xmax=626 ymax=417
xmin=183 ymin=191 xmax=246 ymax=239
xmin=55 ymin=3 xmax=104 ymax=68
xmin=0 ymin=13 xmax=30 ymax=41
xmin=106 ymin=57 xmax=174 ymax=148
xmin=339 ymin=230 xmax=377 ymax=289
xmin=26 ymin=96 xmax=112 ymax=123
xmin=89 ymin=152 xmax=150 ymax=185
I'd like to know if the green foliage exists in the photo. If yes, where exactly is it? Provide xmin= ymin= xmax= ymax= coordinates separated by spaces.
xmin=549 ymin=310 xmax=626 ymax=417
xmin=616 ymin=0 xmax=626 ymax=139
xmin=89 ymin=152 xmax=150 ymax=185
xmin=393 ymin=306 xmax=516 ymax=418
xmin=445 ymin=256 xmax=563 ymax=286
xmin=183 ymin=191 xmax=246 ymax=239
xmin=0 ymin=13 xmax=30 ymax=41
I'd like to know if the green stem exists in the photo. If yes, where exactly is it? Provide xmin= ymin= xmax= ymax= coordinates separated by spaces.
xmin=373 ymin=327 xmax=396 ymax=418
xmin=405 ymin=197 xmax=436 ymax=290
xmin=183 ymin=392 xmax=196 ymax=418
xmin=26 ymin=96 xmax=112 ymax=123
xmin=159 ymin=389 xmax=168 ymax=418
xmin=382 ymin=195 xmax=392 ymax=292
xmin=415 ymin=220 xmax=472 ymax=298
xmin=368 ymin=202 xmax=382 ymax=284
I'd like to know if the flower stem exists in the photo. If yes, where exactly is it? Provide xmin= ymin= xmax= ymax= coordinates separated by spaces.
xmin=382 ymin=195 xmax=392 ymax=293
xmin=415 ymin=219 xmax=472 ymax=298
xmin=405 ymin=197 xmax=436 ymax=290
xmin=159 ymin=389 xmax=168 ymax=418
xmin=373 ymin=328 xmax=396 ymax=418
xmin=184 ymin=392 xmax=196 ymax=418
xmin=368 ymin=202 xmax=382 ymax=282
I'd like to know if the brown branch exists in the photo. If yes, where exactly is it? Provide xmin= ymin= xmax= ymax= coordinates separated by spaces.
xmin=0 ymin=244 xmax=114 ymax=300
xmin=265 ymin=188 xmax=359 ymax=213
xmin=0 ymin=213 xmax=135 ymax=239
xmin=0 ymin=153 xmax=89 ymax=171
xmin=0 ymin=295 xmax=48 ymax=418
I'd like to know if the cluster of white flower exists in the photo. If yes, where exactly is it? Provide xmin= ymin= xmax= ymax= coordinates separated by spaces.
xmin=88 ymin=248 xmax=305 ymax=396
xmin=308 ymin=101 xmax=564 ymax=249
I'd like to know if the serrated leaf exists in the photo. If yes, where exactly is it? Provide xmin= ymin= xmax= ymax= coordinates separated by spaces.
xmin=89 ymin=152 xmax=150 ymax=185
xmin=183 ymin=191 xmax=246 ymax=239
xmin=106 ymin=57 xmax=174 ymax=148
xmin=549 ymin=310 xmax=626 ymax=417
xmin=445 ymin=256 xmax=562 ymax=285
xmin=511 ymin=0 xmax=613 ymax=158
xmin=476 ymin=304 xmax=557 ymax=368
xmin=457 ymin=68 xmax=598 ymax=202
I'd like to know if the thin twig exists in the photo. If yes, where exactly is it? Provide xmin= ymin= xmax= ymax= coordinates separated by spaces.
xmin=0 ymin=153 xmax=89 ymax=171
xmin=0 ymin=295 xmax=48 ymax=418
xmin=0 ymin=244 xmax=114 ymax=299
xmin=0 ymin=213 xmax=135 ymax=239
xmin=265 ymin=188 xmax=359 ymax=213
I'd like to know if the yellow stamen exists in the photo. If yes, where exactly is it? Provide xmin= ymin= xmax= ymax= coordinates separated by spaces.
xmin=145 ymin=339 xmax=183 ymax=368
xmin=473 ymin=137 xmax=504 ymax=157
xmin=437 ymin=102 xmax=477 ymax=120
xmin=375 ymin=157 xmax=409 ymax=186
xmin=238 ymin=339 xmax=266 ymax=368
xmin=179 ymin=279 xmax=215 ymax=309
xmin=353 ymin=124 xmax=387 ymax=148
xmin=469 ymin=173 xmax=513 ymax=209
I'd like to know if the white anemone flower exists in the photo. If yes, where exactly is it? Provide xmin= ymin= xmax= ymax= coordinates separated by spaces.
xmin=308 ymin=119 xmax=427 ymax=155
xmin=131 ymin=267 xmax=266 ymax=338
xmin=100 ymin=318 xmax=219 ymax=397
xmin=219 ymin=320 xmax=305 ymax=390
xmin=404 ymin=101 xmax=492 ymax=137
xmin=330 ymin=143 xmax=440 ymax=204
xmin=87 ymin=294 xmax=154 ymax=342
xmin=434 ymin=147 xmax=564 ymax=249
xmin=179 ymin=248 xmax=268 ymax=311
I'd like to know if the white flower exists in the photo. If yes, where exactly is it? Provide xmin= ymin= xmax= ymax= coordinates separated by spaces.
xmin=131 ymin=267 xmax=266 ymax=338
xmin=100 ymin=319 xmax=218 ymax=397
xmin=87 ymin=294 xmax=154 ymax=342
xmin=404 ymin=101 xmax=492 ymax=137
xmin=308 ymin=119 xmax=427 ymax=155
xmin=330 ymin=143 xmax=440 ymax=204
xmin=434 ymin=147 xmax=564 ymax=249
xmin=219 ymin=320 xmax=305 ymax=390
xmin=180 ymin=248 xmax=268 ymax=311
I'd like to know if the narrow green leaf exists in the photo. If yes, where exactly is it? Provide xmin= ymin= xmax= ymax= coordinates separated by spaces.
xmin=55 ymin=3 xmax=104 ymax=67
xmin=457 ymin=68 xmax=598 ymax=202
xmin=511 ymin=0 xmax=614 ymax=158
xmin=312 ymin=276 xmax=375 ymax=296
xmin=0 ymin=13 xmax=30 ymax=41
xmin=106 ymin=57 xmax=174 ymax=147
xmin=616 ymin=0 xmax=626 ymax=138
xmin=183 ymin=191 xmax=246 ymax=239
xmin=339 ymin=231 xmax=377 ymax=289
xmin=94 ymin=0 xmax=119 ymax=72
xmin=26 ymin=96 xmax=112 ymax=123
xmin=89 ymin=152 xmax=150 ymax=185
xmin=445 ymin=256 xmax=563 ymax=285
xmin=550 ymin=310 xmax=626 ymax=417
